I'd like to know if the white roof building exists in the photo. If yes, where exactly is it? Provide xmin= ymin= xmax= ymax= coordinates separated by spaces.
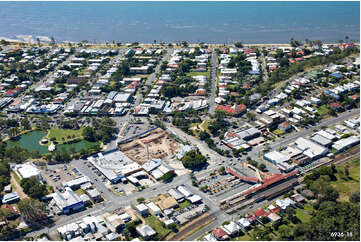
xmin=136 ymin=203 xmax=149 ymax=215
xmin=188 ymin=194 xmax=202 ymax=204
xmin=15 ymin=162 xmax=41 ymax=180
xmin=136 ymin=225 xmax=156 ymax=239
xmin=51 ymin=187 xmax=84 ymax=213
xmin=237 ymin=218 xmax=251 ymax=228
xmin=147 ymin=202 xmax=161 ymax=215
xmin=316 ymin=130 xmax=337 ymax=141
xmin=177 ymin=185 xmax=193 ymax=198
xmin=223 ymin=221 xmax=241 ymax=235
xmin=264 ymin=151 xmax=290 ymax=164
xmin=295 ymin=137 xmax=329 ymax=160
xmin=332 ymin=136 xmax=360 ymax=152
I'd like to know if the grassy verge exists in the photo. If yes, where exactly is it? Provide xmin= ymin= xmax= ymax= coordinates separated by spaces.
xmin=331 ymin=157 xmax=360 ymax=202
xmin=12 ymin=171 xmax=21 ymax=184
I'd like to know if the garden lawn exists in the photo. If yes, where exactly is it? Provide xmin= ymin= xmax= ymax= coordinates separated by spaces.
xmin=12 ymin=172 xmax=21 ymax=184
xmin=273 ymin=129 xmax=286 ymax=136
xmin=187 ymin=71 xmax=207 ymax=77
xmin=144 ymin=215 xmax=171 ymax=240
xmin=47 ymin=128 xmax=84 ymax=144
xmin=231 ymin=232 xmax=252 ymax=241
xmin=317 ymin=105 xmax=330 ymax=117
xmin=177 ymin=200 xmax=191 ymax=210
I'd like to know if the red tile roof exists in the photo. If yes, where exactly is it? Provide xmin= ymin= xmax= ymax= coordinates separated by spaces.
xmin=254 ymin=208 xmax=267 ymax=217
xmin=244 ymin=48 xmax=256 ymax=55
xmin=330 ymin=102 xmax=341 ymax=108
xmin=242 ymin=83 xmax=251 ymax=89
xmin=278 ymin=122 xmax=290 ymax=128
xmin=213 ymin=228 xmax=228 ymax=239
xmin=216 ymin=104 xmax=246 ymax=115
xmin=243 ymin=171 xmax=297 ymax=196
xmin=195 ymin=89 xmax=206 ymax=95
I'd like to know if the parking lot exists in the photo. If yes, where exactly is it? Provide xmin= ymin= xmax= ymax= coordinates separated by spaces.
xmin=42 ymin=164 xmax=78 ymax=192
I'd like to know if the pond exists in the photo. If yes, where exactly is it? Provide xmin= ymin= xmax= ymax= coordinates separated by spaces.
xmin=6 ymin=130 xmax=98 ymax=155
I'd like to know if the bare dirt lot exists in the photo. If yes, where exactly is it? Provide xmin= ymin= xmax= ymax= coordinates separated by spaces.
xmin=119 ymin=128 xmax=180 ymax=164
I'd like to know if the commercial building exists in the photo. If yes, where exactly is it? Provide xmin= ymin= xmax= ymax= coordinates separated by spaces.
xmin=332 ymin=136 xmax=360 ymax=152
xmin=294 ymin=137 xmax=329 ymax=160
xmin=264 ymin=151 xmax=290 ymax=165
xmin=311 ymin=134 xmax=333 ymax=147
xmin=62 ymin=176 xmax=91 ymax=190
xmin=50 ymin=187 xmax=84 ymax=214
xmin=14 ymin=162 xmax=42 ymax=180
xmin=168 ymin=188 xmax=185 ymax=202
xmin=177 ymin=185 xmax=193 ymax=198
xmin=88 ymin=150 xmax=141 ymax=184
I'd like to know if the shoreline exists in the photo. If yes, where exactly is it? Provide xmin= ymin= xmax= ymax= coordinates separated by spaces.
xmin=1 ymin=35 xmax=359 ymax=47
xmin=2 ymin=39 xmax=359 ymax=48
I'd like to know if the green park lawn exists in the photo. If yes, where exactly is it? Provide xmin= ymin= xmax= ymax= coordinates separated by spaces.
xmin=47 ymin=128 xmax=84 ymax=144
xmin=144 ymin=215 xmax=171 ymax=240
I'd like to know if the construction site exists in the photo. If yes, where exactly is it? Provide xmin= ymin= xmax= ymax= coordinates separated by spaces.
xmin=118 ymin=128 xmax=180 ymax=165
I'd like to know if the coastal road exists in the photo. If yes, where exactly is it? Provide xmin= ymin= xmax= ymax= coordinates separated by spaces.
xmin=208 ymin=49 xmax=218 ymax=116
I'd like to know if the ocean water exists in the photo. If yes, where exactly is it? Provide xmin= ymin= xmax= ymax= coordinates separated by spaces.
xmin=0 ymin=1 xmax=359 ymax=43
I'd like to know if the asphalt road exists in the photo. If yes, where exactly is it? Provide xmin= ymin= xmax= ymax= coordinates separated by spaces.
xmin=208 ymin=50 xmax=218 ymax=116
xmin=133 ymin=48 xmax=173 ymax=107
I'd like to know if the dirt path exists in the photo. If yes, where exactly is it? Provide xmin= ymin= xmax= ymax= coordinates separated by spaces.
xmin=10 ymin=173 xmax=28 ymax=199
